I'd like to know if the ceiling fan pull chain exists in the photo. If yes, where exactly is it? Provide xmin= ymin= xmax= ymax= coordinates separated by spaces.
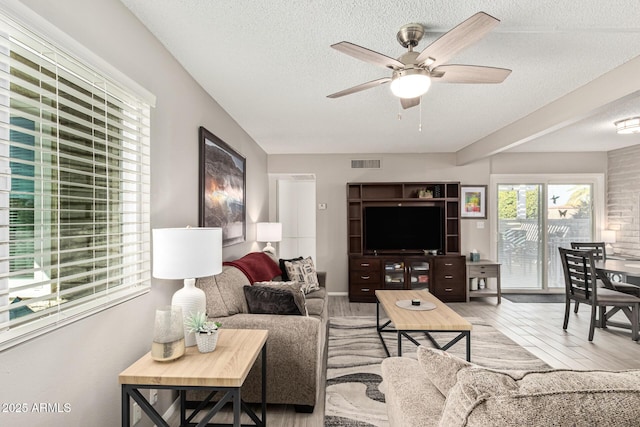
xmin=418 ymin=97 xmax=422 ymax=132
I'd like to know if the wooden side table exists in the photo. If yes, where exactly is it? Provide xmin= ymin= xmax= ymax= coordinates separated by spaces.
xmin=466 ymin=260 xmax=501 ymax=304
xmin=119 ymin=329 xmax=268 ymax=427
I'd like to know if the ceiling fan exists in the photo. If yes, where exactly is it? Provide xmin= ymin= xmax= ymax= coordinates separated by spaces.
xmin=327 ymin=11 xmax=511 ymax=110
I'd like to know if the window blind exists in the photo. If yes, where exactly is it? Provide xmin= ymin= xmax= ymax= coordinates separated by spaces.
xmin=0 ymin=11 xmax=151 ymax=349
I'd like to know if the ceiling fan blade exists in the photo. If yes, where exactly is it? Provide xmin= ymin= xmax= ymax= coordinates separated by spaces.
xmin=331 ymin=41 xmax=404 ymax=69
xmin=416 ymin=12 xmax=499 ymax=68
xmin=400 ymin=97 xmax=420 ymax=110
xmin=327 ymin=77 xmax=391 ymax=98
xmin=432 ymin=65 xmax=511 ymax=83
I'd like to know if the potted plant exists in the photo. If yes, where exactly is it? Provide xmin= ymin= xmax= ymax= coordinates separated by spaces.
xmin=184 ymin=311 xmax=222 ymax=353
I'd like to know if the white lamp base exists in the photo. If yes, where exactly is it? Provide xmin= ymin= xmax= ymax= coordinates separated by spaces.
xmin=262 ymin=242 xmax=276 ymax=255
xmin=605 ymin=243 xmax=615 ymax=256
xmin=171 ymin=278 xmax=206 ymax=347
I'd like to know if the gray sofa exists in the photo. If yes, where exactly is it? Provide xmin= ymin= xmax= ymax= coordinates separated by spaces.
xmin=193 ymin=261 xmax=328 ymax=412
xmin=381 ymin=346 xmax=640 ymax=426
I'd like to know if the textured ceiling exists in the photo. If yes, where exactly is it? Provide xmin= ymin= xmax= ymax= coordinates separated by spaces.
xmin=120 ymin=0 xmax=640 ymax=157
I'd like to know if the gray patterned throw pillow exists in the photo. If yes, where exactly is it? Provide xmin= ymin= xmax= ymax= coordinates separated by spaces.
xmin=284 ymin=257 xmax=320 ymax=294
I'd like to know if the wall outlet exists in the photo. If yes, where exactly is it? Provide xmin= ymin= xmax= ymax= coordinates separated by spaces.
xmin=132 ymin=402 xmax=142 ymax=425
xmin=149 ymin=388 xmax=158 ymax=405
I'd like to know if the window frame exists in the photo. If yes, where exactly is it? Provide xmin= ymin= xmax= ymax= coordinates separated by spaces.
xmin=0 ymin=6 xmax=153 ymax=351
xmin=489 ymin=173 xmax=606 ymax=290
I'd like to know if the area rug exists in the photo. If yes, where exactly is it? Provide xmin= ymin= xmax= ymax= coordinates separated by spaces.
xmin=503 ymin=293 xmax=565 ymax=303
xmin=324 ymin=316 xmax=550 ymax=427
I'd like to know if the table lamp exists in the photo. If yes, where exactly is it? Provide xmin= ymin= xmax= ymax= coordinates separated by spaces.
xmin=256 ymin=222 xmax=282 ymax=255
xmin=152 ymin=227 xmax=222 ymax=347
xmin=602 ymin=230 xmax=616 ymax=256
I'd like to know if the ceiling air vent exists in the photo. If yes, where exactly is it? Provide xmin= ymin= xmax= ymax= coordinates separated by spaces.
xmin=351 ymin=159 xmax=381 ymax=169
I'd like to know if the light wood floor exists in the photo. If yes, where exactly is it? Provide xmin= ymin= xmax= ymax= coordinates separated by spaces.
xmin=169 ymin=295 xmax=640 ymax=426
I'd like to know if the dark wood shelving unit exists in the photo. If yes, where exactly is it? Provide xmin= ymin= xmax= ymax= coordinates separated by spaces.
xmin=346 ymin=182 xmax=465 ymax=303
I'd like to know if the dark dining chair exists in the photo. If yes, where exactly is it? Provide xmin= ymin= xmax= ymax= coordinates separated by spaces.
xmin=570 ymin=242 xmax=640 ymax=297
xmin=570 ymin=242 xmax=606 ymax=260
xmin=559 ymin=247 xmax=640 ymax=341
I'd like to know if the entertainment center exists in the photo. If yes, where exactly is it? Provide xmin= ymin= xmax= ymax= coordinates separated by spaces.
xmin=347 ymin=182 xmax=466 ymax=302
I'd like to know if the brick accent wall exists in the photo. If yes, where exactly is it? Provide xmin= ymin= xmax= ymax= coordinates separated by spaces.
xmin=607 ymin=145 xmax=640 ymax=258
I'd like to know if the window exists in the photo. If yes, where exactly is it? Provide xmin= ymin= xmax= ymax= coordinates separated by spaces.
xmin=0 ymin=11 xmax=151 ymax=349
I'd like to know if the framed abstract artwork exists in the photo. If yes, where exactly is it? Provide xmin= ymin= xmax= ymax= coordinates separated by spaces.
xmin=198 ymin=126 xmax=246 ymax=246
xmin=461 ymin=185 xmax=487 ymax=219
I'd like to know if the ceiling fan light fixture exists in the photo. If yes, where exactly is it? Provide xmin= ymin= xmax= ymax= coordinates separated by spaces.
xmin=390 ymin=69 xmax=431 ymax=99
xmin=615 ymin=117 xmax=640 ymax=134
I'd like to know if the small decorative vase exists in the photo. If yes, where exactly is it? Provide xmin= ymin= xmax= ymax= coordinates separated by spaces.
xmin=151 ymin=306 xmax=185 ymax=362
xmin=195 ymin=330 xmax=219 ymax=353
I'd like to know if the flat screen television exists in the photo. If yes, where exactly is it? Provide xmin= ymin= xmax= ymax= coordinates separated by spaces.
xmin=363 ymin=206 xmax=444 ymax=253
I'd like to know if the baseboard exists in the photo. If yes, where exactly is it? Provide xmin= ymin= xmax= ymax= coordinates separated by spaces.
xmin=328 ymin=292 xmax=348 ymax=296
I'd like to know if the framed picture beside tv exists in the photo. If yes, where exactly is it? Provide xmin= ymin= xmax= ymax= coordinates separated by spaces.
xmin=198 ymin=126 xmax=246 ymax=246
xmin=461 ymin=185 xmax=487 ymax=219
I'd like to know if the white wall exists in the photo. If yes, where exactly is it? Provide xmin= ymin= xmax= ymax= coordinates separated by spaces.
xmin=268 ymin=152 xmax=607 ymax=294
xmin=0 ymin=1 xmax=269 ymax=426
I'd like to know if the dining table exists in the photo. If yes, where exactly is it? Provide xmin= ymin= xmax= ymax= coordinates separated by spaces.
xmin=595 ymin=258 xmax=640 ymax=282
xmin=594 ymin=258 xmax=640 ymax=338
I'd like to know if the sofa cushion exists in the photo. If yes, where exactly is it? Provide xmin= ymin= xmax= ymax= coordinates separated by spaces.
xmin=196 ymin=274 xmax=230 ymax=318
xmin=305 ymin=287 xmax=326 ymax=300
xmin=381 ymin=357 xmax=445 ymax=427
xmin=305 ymin=297 xmax=325 ymax=318
xmin=243 ymin=283 xmax=306 ymax=316
xmin=214 ymin=266 xmax=250 ymax=315
xmin=440 ymin=368 xmax=640 ymax=427
xmin=417 ymin=346 xmax=473 ymax=397
xmin=279 ymin=256 xmax=303 ymax=281
xmin=284 ymin=256 xmax=320 ymax=294
xmin=252 ymin=281 xmax=308 ymax=316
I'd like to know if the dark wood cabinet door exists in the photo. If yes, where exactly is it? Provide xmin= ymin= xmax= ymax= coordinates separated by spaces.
xmin=431 ymin=256 xmax=466 ymax=302
xmin=349 ymin=257 xmax=382 ymax=302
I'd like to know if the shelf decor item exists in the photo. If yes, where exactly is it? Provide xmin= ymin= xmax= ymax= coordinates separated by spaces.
xmin=152 ymin=227 xmax=223 ymax=347
xmin=461 ymin=185 xmax=487 ymax=219
xmin=418 ymin=189 xmax=433 ymax=198
xmin=185 ymin=311 xmax=222 ymax=353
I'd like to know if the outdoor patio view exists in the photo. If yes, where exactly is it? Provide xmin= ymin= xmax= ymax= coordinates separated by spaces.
xmin=497 ymin=184 xmax=592 ymax=290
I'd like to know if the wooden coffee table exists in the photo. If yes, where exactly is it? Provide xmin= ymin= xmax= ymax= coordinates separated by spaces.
xmin=376 ymin=289 xmax=472 ymax=360
xmin=119 ymin=329 xmax=268 ymax=427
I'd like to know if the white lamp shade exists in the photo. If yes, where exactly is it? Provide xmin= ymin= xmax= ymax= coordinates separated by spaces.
xmin=256 ymin=222 xmax=282 ymax=243
xmin=601 ymin=230 xmax=616 ymax=244
xmin=152 ymin=227 xmax=223 ymax=279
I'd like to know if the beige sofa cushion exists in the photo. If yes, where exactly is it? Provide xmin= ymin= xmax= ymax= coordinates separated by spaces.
xmin=417 ymin=346 xmax=472 ymax=397
xmin=381 ymin=357 xmax=445 ymax=427
xmin=440 ymin=368 xmax=640 ymax=427
xmin=196 ymin=265 xmax=250 ymax=317
xmin=196 ymin=274 xmax=229 ymax=318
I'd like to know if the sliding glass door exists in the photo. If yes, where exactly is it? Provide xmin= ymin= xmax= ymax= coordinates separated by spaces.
xmin=497 ymin=184 xmax=543 ymax=289
xmin=546 ymin=184 xmax=593 ymax=288
xmin=494 ymin=176 xmax=600 ymax=291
